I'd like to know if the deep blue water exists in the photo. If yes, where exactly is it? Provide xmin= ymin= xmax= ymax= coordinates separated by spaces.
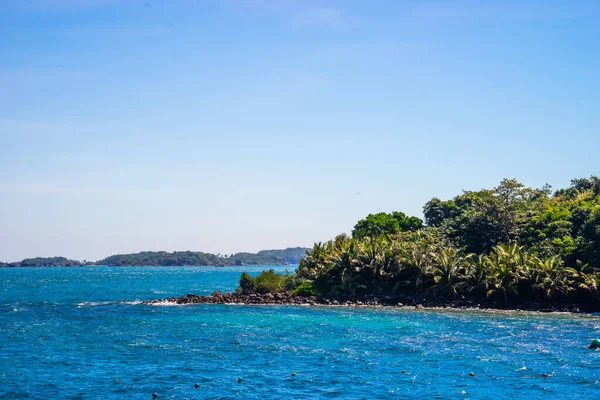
xmin=2 ymin=266 xmax=600 ymax=399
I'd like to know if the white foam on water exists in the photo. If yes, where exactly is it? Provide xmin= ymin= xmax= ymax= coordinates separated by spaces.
xmin=75 ymin=300 xmax=143 ymax=308
xmin=146 ymin=300 xmax=186 ymax=306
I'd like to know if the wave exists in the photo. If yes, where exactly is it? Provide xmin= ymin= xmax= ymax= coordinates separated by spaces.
xmin=75 ymin=300 xmax=142 ymax=308
xmin=146 ymin=300 xmax=190 ymax=306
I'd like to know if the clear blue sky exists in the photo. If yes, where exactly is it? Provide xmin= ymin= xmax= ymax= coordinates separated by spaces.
xmin=1 ymin=0 xmax=599 ymax=262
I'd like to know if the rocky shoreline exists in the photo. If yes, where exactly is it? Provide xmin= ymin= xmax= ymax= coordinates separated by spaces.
xmin=144 ymin=291 xmax=596 ymax=313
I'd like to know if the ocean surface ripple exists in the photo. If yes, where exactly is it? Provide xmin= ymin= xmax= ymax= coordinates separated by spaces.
xmin=1 ymin=266 xmax=600 ymax=399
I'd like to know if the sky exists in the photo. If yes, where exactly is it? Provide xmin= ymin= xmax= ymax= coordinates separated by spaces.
xmin=1 ymin=0 xmax=599 ymax=262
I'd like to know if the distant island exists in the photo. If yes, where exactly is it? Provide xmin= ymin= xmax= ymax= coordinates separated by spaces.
xmin=151 ymin=175 xmax=600 ymax=313
xmin=0 ymin=247 xmax=309 ymax=268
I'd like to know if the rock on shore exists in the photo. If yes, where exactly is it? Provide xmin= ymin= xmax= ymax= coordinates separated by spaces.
xmin=143 ymin=291 xmax=590 ymax=313
xmin=144 ymin=291 xmax=397 ymax=307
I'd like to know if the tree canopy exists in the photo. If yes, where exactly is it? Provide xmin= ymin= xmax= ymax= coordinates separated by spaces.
xmin=352 ymin=211 xmax=423 ymax=238
xmin=2 ymin=247 xmax=309 ymax=267
xmin=94 ymin=248 xmax=309 ymax=266
xmin=242 ymin=175 xmax=600 ymax=310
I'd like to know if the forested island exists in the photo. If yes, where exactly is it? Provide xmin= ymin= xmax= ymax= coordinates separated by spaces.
xmin=0 ymin=257 xmax=88 ymax=268
xmin=0 ymin=247 xmax=308 ymax=268
xmin=153 ymin=175 xmax=600 ymax=312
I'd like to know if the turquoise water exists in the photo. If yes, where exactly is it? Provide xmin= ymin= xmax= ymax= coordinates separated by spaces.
xmin=2 ymin=266 xmax=600 ymax=399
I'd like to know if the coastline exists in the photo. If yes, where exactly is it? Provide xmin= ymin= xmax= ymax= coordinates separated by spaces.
xmin=144 ymin=291 xmax=597 ymax=314
xmin=1 ymin=248 xmax=308 ymax=268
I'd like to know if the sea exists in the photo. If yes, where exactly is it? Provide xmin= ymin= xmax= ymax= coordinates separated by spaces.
xmin=1 ymin=266 xmax=600 ymax=399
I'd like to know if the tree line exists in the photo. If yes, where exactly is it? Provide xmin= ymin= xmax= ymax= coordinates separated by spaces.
xmin=1 ymin=247 xmax=309 ymax=267
xmin=240 ymin=176 xmax=600 ymax=308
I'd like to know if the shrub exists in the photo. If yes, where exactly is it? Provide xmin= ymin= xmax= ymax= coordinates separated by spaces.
xmin=237 ymin=269 xmax=286 ymax=294
xmin=254 ymin=269 xmax=285 ymax=294
xmin=238 ymin=271 xmax=256 ymax=295
xmin=291 ymin=281 xmax=318 ymax=296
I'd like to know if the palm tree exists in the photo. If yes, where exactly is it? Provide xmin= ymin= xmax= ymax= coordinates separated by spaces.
xmin=328 ymin=235 xmax=359 ymax=295
xmin=400 ymin=242 xmax=432 ymax=291
xmin=354 ymin=236 xmax=393 ymax=294
xmin=487 ymin=248 xmax=519 ymax=303
xmin=566 ymin=260 xmax=600 ymax=300
xmin=382 ymin=240 xmax=403 ymax=281
xmin=533 ymin=255 xmax=569 ymax=300
xmin=297 ymin=242 xmax=328 ymax=280
xmin=430 ymin=246 xmax=469 ymax=299
xmin=494 ymin=243 xmax=528 ymax=270
xmin=467 ymin=254 xmax=490 ymax=297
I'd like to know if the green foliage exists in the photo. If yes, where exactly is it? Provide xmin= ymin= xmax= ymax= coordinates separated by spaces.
xmin=423 ymin=198 xmax=458 ymax=227
xmin=237 ymin=269 xmax=287 ymax=294
xmin=1 ymin=257 xmax=83 ymax=267
xmin=423 ymin=179 xmax=553 ymax=254
xmin=254 ymin=269 xmax=286 ymax=293
xmin=238 ymin=272 xmax=256 ymax=295
xmin=256 ymin=247 xmax=309 ymax=264
xmin=3 ymin=250 xmax=309 ymax=268
xmin=392 ymin=211 xmax=424 ymax=232
xmin=292 ymin=282 xmax=319 ymax=296
xmin=92 ymin=248 xmax=309 ymax=267
xmin=352 ymin=212 xmax=399 ymax=238
xmin=352 ymin=211 xmax=423 ymax=238
xmin=293 ymin=175 xmax=600 ymax=307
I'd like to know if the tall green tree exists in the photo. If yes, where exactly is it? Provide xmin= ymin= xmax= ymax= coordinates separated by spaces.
xmin=352 ymin=211 xmax=423 ymax=239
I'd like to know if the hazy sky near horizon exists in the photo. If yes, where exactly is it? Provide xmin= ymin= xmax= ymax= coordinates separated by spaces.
xmin=1 ymin=0 xmax=599 ymax=262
